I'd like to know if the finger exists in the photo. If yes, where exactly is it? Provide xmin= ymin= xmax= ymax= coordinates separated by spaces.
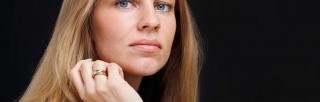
xmin=107 ymin=63 xmax=122 ymax=80
xmin=80 ymin=59 xmax=96 ymax=95
xmin=92 ymin=60 xmax=108 ymax=81
xmin=119 ymin=66 xmax=124 ymax=78
xmin=92 ymin=60 xmax=109 ymax=95
xmin=70 ymin=60 xmax=85 ymax=95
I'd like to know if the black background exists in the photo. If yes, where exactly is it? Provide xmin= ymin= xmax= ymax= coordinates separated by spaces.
xmin=2 ymin=0 xmax=320 ymax=102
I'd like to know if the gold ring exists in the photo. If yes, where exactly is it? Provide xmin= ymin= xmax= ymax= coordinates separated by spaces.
xmin=92 ymin=69 xmax=106 ymax=78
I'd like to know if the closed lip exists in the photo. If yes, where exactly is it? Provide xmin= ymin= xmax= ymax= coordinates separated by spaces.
xmin=129 ymin=39 xmax=162 ymax=51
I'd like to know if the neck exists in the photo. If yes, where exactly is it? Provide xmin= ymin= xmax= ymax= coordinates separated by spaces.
xmin=124 ymin=72 xmax=143 ymax=91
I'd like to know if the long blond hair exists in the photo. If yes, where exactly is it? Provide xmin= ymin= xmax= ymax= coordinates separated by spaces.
xmin=19 ymin=0 xmax=203 ymax=101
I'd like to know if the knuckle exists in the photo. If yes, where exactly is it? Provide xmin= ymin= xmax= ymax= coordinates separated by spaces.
xmin=80 ymin=62 xmax=89 ymax=72
xmin=108 ymin=81 xmax=123 ymax=93
xmin=109 ymin=63 xmax=118 ymax=67
xmin=95 ymin=60 xmax=106 ymax=64
xmin=80 ymin=66 xmax=86 ymax=74
xmin=70 ymin=68 xmax=76 ymax=75
xmin=70 ymin=70 xmax=79 ymax=79
xmin=107 ymin=81 xmax=119 ymax=89
xmin=79 ymin=95 xmax=88 ymax=101
xmin=96 ymin=86 xmax=108 ymax=95
xmin=108 ymin=63 xmax=120 ymax=70
xmin=93 ymin=60 xmax=107 ymax=68
xmin=86 ymin=88 xmax=96 ymax=97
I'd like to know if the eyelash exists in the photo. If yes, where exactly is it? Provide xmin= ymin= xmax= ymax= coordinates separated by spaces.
xmin=116 ymin=0 xmax=134 ymax=9
xmin=155 ymin=1 xmax=172 ymax=12
xmin=115 ymin=0 xmax=173 ymax=12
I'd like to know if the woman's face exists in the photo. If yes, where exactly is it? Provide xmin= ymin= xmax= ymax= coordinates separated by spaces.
xmin=92 ymin=0 xmax=176 ymax=76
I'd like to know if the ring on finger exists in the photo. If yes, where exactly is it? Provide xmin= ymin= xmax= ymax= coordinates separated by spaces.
xmin=92 ymin=69 xmax=106 ymax=78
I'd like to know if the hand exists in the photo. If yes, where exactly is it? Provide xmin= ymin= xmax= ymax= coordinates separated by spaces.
xmin=70 ymin=59 xmax=143 ymax=102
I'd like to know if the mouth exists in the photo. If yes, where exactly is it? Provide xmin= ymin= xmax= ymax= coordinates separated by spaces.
xmin=129 ymin=39 xmax=161 ymax=52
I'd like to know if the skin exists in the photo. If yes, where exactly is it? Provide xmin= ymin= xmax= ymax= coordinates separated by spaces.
xmin=70 ymin=0 xmax=176 ymax=101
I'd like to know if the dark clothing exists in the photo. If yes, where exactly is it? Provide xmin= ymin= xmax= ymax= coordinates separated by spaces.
xmin=138 ymin=70 xmax=164 ymax=102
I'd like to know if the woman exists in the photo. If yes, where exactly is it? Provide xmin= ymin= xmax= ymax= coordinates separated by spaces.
xmin=19 ymin=0 xmax=203 ymax=101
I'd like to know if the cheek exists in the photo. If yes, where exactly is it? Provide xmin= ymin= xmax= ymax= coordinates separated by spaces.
xmin=161 ymin=15 xmax=177 ymax=52
xmin=155 ymin=15 xmax=177 ymax=69
xmin=93 ymin=11 xmax=135 ymax=39
xmin=92 ymin=11 xmax=135 ymax=61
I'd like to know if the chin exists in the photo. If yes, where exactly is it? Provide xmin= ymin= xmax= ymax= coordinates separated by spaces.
xmin=120 ymin=58 xmax=165 ymax=76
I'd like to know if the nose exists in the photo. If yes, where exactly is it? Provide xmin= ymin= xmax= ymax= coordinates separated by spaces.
xmin=137 ymin=5 xmax=160 ymax=32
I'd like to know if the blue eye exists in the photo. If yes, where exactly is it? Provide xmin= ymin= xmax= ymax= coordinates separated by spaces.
xmin=117 ymin=0 xmax=132 ymax=8
xmin=155 ymin=3 xmax=171 ymax=12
